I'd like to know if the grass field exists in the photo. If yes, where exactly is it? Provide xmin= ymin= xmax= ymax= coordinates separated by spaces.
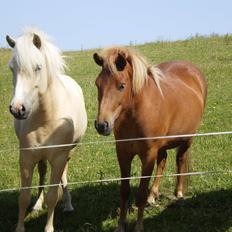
xmin=1 ymin=35 xmax=232 ymax=231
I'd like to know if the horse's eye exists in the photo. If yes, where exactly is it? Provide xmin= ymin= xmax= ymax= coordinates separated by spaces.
xmin=118 ymin=83 xmax=125 ymax=91
xmin=35 ymin=64 xmax=42 ymax=72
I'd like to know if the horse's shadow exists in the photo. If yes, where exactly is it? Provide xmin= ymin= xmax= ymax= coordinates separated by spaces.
xmin=0 ymin=184 xmax=121 ymax=232
xmin=144 ymin=188 xmax=232 ymax=232
xmin=1 ymin=186 xmax=232 ymax=232
xmin=0 ymin=192 xmax=19 ymax=232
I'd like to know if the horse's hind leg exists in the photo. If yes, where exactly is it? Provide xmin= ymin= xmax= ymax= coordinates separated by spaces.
xmin=16 ymin=154 xmax=35 ymax=232
xmin=175 ymin=140 xmax=192 ymax=199
xmin=61 ymin=161 xmax=74 ymax=212
xmin=32 ymin=160 xmax=47 ymax=211
xmin=147 ymin=149 xmax=167 ymax=204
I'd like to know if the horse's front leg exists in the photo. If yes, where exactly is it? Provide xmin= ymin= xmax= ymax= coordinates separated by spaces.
xmin=45 ymin=155 xmax=68 ymax=232
xmin=134 ymin=147 xmax=157 ymax=232
xmin=32 ymin=160 xmax=47 ymax=211
xmin=147 ymin=149 xmax=167 ymax=205
xmin=115 ymin=146 xmax=133 ymax=232
xmin=16 ymin=153 xmax=35 ymax=232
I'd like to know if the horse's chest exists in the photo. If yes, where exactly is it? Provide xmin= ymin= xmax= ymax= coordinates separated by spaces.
xmin=114 ymin=120 xmax=149 ymax=155
xmin=17 ymin=118 xmax=74 ymax=148
xmin=18 ymin=126 xmax=51 ymax=147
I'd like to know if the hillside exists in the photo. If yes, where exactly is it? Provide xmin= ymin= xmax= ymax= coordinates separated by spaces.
xmin=1 ymin=35 xmax=232 ymax=231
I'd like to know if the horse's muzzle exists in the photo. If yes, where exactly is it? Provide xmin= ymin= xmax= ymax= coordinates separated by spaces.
xmin=94 ymin=120 xmax=112 ymax=136
xmin=9 ymin=105 xmax=27 ymax=120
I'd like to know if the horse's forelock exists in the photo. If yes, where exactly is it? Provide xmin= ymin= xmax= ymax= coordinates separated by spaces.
xmin=13 ymin=36 xmax=42 ymax=75
xmin=12 ymin=28 xmax=65 ymax=78
xmin=101 ymin=47 xmax=164 ymax=95
xmin=100 ymin=48 xmax=129 ymax=78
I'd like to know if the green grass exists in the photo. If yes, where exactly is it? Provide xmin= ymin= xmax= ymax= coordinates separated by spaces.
xmin=1 ymin=35 xmax=232 ymax=231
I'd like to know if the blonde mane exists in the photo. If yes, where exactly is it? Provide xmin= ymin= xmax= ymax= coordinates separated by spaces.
xmin=100 ymin=46 xmax=165 ymax=95
xmin=12 ymin=27 xmax=65 ymax=79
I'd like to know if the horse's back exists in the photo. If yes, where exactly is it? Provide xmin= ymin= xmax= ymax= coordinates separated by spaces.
xmin=154 ymin=61 xmax=207 ymax=136
xmin=158 ymin=61 xmax=207 ymax=105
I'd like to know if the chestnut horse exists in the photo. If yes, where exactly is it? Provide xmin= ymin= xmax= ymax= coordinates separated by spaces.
xmin=6 ymin=28 xmax=87 ymax=232
xmin=93 ymin=47 xmax=207 ymax=232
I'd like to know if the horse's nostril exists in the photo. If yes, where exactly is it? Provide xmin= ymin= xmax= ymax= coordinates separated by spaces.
xmin=104 ymin=121 xmax=109 ymax=130
xmin=9 ymin=104 xmax=28 ymax=120
xmin=21 ymin=105 xmax=26 ymax=112
xmin=95 ymin=120 xmax=110 ymax=134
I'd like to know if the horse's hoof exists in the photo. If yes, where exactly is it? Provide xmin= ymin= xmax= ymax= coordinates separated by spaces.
xmin=147 ymin=191 xmax=160 ymax=205
xmin=15 ymin=226 xmax=25 ymax=232
xmin=63 ymin=205 xmax=74 ymax=212
xmin=147 ymin=193 xmax=156 ymax=205
xmin=133 ymin=223 xmax=144 ymax=232
xmin=114 ymin=222 xmax=127 ymax=232
xmin=114 ymin=228 xmax=125 ymax=232
xmin=44 ymin=226 xmax=54 ymax=232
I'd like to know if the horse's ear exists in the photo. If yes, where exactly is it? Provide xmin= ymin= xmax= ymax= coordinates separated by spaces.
xmin=6 ymin=35 xmax=15 ymax=48
xmin=93 ymin=53 xmax=103 ymax=66
xmin=115 ymin=53 xmax=127 ymax=71
xmin=33 ymin=33 xmax=41 ymax=49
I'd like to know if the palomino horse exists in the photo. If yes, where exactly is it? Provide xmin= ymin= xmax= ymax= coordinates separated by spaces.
xmin=6 ymin=28 xmax=87 ymax=232
xmin=93 ymin=47 xmax=207 ymax=232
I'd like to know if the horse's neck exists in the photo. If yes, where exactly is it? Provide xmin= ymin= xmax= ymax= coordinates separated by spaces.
xmin=34 ymin=77 xmax=60 ymax=123
xmin=117 ymin=80 xmax=163 ymax=127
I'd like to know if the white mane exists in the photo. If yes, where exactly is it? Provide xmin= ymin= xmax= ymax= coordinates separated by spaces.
xmin=12 ymin=27 xmax=65 ymax=79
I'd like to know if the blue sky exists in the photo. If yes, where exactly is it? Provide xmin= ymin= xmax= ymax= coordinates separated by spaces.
xmin=1 ymin=0 xmax=232 ymax=51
